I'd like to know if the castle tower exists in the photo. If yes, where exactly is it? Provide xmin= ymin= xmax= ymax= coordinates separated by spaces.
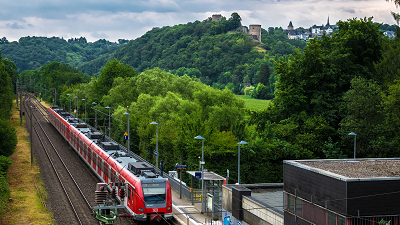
xmin=288 ymin=21 xmax=294 ymax=30
xmin=212 ymin=14 xmax=222 ymax=22
xmin=249 ymin=24 xmax=262 ymax=42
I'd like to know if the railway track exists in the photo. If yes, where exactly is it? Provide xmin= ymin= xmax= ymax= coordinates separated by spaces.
xmin=22 ymin=94 xmax=146 ymax=225
xmin=23 ymin=94 xmax=99 ymax=225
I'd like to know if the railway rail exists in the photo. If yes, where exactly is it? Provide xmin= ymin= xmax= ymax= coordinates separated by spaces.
xmin=23 ymin=94 xmax=100 ymax=225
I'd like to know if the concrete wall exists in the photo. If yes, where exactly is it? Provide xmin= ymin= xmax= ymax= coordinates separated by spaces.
xmin=243 ymin=197 xmax=284 ymax=225
xmin=222 ymin=186 xmax=232 ymax=212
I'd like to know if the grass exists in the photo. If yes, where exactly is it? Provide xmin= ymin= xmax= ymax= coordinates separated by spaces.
xmin=1 ymin=99 xmax=54 ymax=225
xmin=238 ymin=95 xmax=271 ymax=111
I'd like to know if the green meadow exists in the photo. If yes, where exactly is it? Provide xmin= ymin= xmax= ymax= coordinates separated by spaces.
xmin=238 ymin=95 xmax=271 ymax=111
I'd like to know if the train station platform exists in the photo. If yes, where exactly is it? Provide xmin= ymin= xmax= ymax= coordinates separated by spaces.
xmin=171 ymin=188 xmax=211 ymax=225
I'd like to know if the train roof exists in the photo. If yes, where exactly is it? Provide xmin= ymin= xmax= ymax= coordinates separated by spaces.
xmin=49 ymin=106 xmax=163 ymax=182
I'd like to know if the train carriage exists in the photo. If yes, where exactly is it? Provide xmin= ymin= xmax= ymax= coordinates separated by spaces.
xmin=48 ymin=106 xmax=173 ymax=222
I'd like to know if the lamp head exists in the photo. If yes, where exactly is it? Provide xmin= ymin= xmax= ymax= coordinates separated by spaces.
xmin=194 ymin=135 xmax=205 ymax=140
xmin=348 ymin=132 xmax=357 ymax=136
xmin=150 ymin=121 xmax=158 ymax=125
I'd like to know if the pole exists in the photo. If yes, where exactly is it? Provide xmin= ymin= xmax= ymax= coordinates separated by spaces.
xmin=55 ymin=89 xmax=57 ymax=106
xmin=180 ymin=158 xmax=182 ymax=199
xmin=83 ymin=99 xmax=86 ymax=123
xmin=30 ymin=105 xmax=33 ymax=167
xmin=76 ymin=96 xmax=79 ymax=119
xmin=20 ymin=92 xmax=23 ymax=127
xmin=156 ymin=123 xmax=158 ymax=169
xmin=354 ymin=135 xmax=357 ymax=159
xmin=69 ymin=95 xmax=71 ymax=114
xmin=126 ymin=106 xmax=129 ymax=152
xmin=108 ymin=107 xmax=110 ymax=137
xmin=16 ymin=80 xmax=19 ymax=109
xmin=238 ymin=144 xmax=241 ymax=184
xmin=160 ymin=160 xmax=163 ymax=177
xmin=201 ymin=139 xmax=205 ymax=214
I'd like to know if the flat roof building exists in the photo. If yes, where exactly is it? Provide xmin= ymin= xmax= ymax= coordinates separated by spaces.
xmin=284 ymin=158 xmax=400 ymax=225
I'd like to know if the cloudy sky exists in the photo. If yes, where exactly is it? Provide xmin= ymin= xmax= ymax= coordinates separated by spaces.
xmin=0 ymin=0 xmax=398 ymax=43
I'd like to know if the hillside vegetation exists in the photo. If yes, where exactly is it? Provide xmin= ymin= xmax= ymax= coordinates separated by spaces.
xmin=0 ymin=37 xmax=127 ymax=72
xmin=1 ymin=13 xmax=308 ymax=99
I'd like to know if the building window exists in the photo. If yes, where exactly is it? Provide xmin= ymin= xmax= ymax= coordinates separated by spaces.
xmin=288 ymin=194 xmax=295 ymax=213
xmin=295 ymin=196 xmax=302 ymax=215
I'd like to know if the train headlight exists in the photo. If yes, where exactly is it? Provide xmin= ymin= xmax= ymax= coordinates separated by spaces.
xmin=167 ymin=206 xmax=171 ymax=211
xmin=138 ymin=207 xmax=144 ymax=212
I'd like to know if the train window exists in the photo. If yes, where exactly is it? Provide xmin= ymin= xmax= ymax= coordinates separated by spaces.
xmin=105 ymin=164 xmax=108 ymax=177
xmin=128 ymin=186 xmax=132 ymax=200
xmin=98 ymin=157 xmax=102 ymax=172
xmin=111 ymin=171 xmax=116 ymax=182
xmin=88 ymin=149 xmax=91 ymax=162
xmin=93 ymin=153 xmax=97 ymax=166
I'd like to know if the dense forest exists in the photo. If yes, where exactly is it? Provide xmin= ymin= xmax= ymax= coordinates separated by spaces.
xmin=0 ymin=50 xmax=18 ymax=215
xmin=1 ymin=14 xmax=309 ymax=100
xmin=0 ymin=37 xmax=127 ymax=72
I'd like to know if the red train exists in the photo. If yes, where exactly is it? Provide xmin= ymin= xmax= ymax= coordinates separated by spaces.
xmin=48 ymin=106 xmax=173 ymax=222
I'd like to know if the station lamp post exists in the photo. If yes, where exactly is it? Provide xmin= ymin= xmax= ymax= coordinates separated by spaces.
xmin=105 ymin=106 xmax=111 ymax=137
xmin=237 ymin=141 xmax=248 ymax=184
xmin=150 ymin=121 xmax=159 ymax=168
xmin=82 ymin=99 xmax=86 ymax=123
xmin=66 ymin=94 xmax=71 ymax=114
xmin=75 ymin=95 xmax=78 ymax=118
xmin=194 ymin=135 xmax=205 ymax=214
xmin=92 ymin=102 xmax=97 ymax=129
xmin=349 ymin=132 xmax=357 ymax=159
xmin=124 ymin=106 xmax=130 ymax=152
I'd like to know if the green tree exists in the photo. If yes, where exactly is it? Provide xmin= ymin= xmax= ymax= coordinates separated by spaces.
xmin=258 ymin=63 xmax=271 ymax=86
xmin=0 ymin=51 xmax=13 ymax=119
xmin=229 ymin=12 xmax=242 ymax=30
xmin=339 ymin=77 xmax=383 ymax=157
xmin=94 ymin=59 xmax=137 ymax=103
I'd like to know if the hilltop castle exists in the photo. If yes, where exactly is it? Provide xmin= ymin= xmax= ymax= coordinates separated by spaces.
xmin=212 ymin=14 xmax=262 ymax=42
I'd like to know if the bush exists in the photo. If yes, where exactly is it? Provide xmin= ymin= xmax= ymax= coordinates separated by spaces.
xmin=0 ymin=175 xmax=10 ymax=215
xmin=0 ymin=119 xmax=17 ymax=157
xmin=0 ymin=156 xmax=12 ymax=177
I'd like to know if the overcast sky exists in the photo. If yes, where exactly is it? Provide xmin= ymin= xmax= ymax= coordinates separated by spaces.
xmin=0 ymin=0 xmax=398 ymax=43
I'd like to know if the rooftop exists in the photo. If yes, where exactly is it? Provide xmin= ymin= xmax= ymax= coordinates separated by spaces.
xmin=224 ymin=183 xmax=283 ymax=216
xmin=286 ymin=158 xmax=400 ymax=180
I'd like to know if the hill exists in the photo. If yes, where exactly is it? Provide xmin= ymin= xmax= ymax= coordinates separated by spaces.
xmin=81 ymin=15 xmax=307 ymax=95
xmin=0 ymin=36 xmax=127 ymax=73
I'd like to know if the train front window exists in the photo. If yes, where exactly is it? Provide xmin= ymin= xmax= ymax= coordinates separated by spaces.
xmin=142 ymin=182 xmax=166 ymax=204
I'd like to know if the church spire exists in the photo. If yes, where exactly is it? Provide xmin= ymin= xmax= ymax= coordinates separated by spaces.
xmin=326 ymin=15 xmax=330 ymax=27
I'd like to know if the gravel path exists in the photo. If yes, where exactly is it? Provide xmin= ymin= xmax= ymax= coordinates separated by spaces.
xmin=301 ymin=160 xmax=400 ymax=178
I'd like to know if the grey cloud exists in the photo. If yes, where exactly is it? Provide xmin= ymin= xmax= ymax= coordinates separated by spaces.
xmin=7 ymin=22 xmax=24 ymax=29
xmin=340 ymin=7 xmax=356 ymax=14
xmin=27 ymin=24 xmax=34 ymax=27
xmin=91 ymin=32 xmax=109 ymax=39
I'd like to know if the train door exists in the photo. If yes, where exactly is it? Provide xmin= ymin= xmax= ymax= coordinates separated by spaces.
xmin=103 ymin=163 xmax=108 ymax=183
xmin=88 ymin=148 xmax=92 ymax=166
xmin=83 ymin=144 xmax=87 ymax=160
xmin=97 ymin=156 xmax=102 ymax=175
xmin=92 ymin=151 xmax=97 ymax=170
xmin=127 ymin=184 xmax=133 ymax=210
